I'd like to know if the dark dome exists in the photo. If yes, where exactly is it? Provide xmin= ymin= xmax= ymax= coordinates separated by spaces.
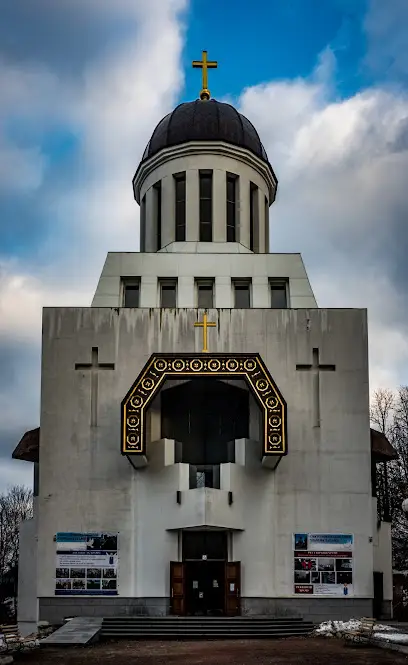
xmin=141 ymin=99 xmax=271 ymax=167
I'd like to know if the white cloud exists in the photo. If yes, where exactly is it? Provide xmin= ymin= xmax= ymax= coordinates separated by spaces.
xmin=0 ymin=0 xmax=187 ymax=491
xmin=239 ymin=66 xmax=408 ymax=392
xmin=0 ymin=460 xmax=33 ymax=493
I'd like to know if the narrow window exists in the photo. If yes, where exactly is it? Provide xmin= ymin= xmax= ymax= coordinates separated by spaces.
xmin=123 ymin=282 xmax=140 ymax=307
xmin=233 ymin=280 xmax=251 ymax=308
xmin=154 ymin=181 xmax=162 ymax=251
xmin=226 ymin=174 xmax=237 ymax=242
xmin=160 ymin=280 xmax=177 ymax=308
xmin=174 ymin=173 xmax=186 ymax=241
xmin=196 ymin=280 xmax=214 ymax=308
xmin=249 ymin=183 xmax=258 ymax=251
xmin=140 ymin=195 xmax=146 ymax=252
xmin=199 ymin=171 xmax=213 ymax=242
xmin=270 ymin=281 xmax=288 ymax=308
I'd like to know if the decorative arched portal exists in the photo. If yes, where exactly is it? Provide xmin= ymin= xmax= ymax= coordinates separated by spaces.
xmin=121 ymin=353 xmax=287 ymax=458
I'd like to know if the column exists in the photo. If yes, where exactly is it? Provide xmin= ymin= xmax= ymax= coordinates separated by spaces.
xmin=186 ymin=169 xmax=199 ymax=241
xmin=252 ymin=276 xmax=269 ymax=307
xmin=238 ymin=178 xmax=250 ymax=248
xmin=144 ymin=186 xmax=156 ymax=252
xmin=139 ymin=275 xmax=157 ymax=307
xmin=212 ymin=169 xmax=227 ymax=242
xmin=177 ymin=276 xmax=195 ymax=307
xmin=265 ymin=197 xmax=270 ymax=252
xmin=215 ymin=276 xmax=232 ymax=307
xmin=257 ymin=188 xmax=266 ymax=253
xmin=160 ymin=175 xmax=175 ymax=247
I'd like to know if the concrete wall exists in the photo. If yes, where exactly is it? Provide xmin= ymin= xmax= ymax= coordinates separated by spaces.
xmin=17 ymin=509 xmax=38 ymax=636
xmin=373 ymin=500 xmax=393 ymax=615
xmin=37 ymin=306 xmax=373 ymax=618
xmin=92 ymin=252 xmax=317 ymax=309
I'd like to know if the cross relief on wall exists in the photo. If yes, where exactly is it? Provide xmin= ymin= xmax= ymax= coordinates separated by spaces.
xmin=296 ymin=348 xmax=336 ymax=428
xmin=75 ymin=347 xmax=115 ymax=427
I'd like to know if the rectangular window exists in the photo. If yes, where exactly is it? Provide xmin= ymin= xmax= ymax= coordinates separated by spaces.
xmin=249 ymin=183 xmax=258 ymax=251
xmin=233 ymin=280 xmax=251 ymax=308
xmin=199 ymin=171 xmax=213 ymax=242
xmin=270 ymin=281 xmax=288 ymax=308
xmin=154 ymin=181 xmax=162 ymax=251
xmin=160 ymin=279 xmax=177 ymax=308
xmin=123 ymin=282 xmax=140 ymax=307
xmin=174 ymin=173 xmax=186 ymax=241
xmin=226 ymin=174 xmax=237 ymax=242
xmin=140 ymin=194 xmax=146 ymax=252
xmin=196 ymin=280 xmax=214 ymax=308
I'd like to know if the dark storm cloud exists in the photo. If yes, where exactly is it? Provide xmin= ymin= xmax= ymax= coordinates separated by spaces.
xmin=0 ymin=2 xmax=140 ymax=75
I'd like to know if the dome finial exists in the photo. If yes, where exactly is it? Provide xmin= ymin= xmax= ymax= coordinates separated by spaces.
xmin=192 ymin=50 xmax=218 ymax=101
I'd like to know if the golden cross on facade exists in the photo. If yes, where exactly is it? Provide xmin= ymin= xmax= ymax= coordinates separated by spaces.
xmin=192 ymin=50 xmax=218 ymax=101
xmin=194 ymin=312 xmax=216 ymax=353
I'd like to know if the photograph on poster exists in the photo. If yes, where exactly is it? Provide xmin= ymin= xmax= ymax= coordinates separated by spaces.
xmin=318 ymin=558 xmax=335 ymax=571
xmin=311 ymin=572 xmax=320 ymax=583
xmin=102 ymin=579 xmax=117 ymax=590
xmin=72 ymin=579 xmax=85 ymax=590
xmin=70 ymin=568 xmax=85 ymax=578
xmin=294 ymin=534 xmax=308 ymax=550
xmin=86 ymin=579 xmax=101 ymax=590
xmin=87 ymin=568 xmax=102 ymax=579
xmin=336 ymin=559 xmax=352 ymax=571
xmin=321 ymin=572 xmax=336 ymax=584
xmin=56 ymin=568 xmax=69 ymax=578
xmin=56 ymin=579 xmax=71 ymax=590
xmin=103 ymin=568 xmax=117 ymax=578
xmin=295 ymin=558 xmax=317 ymax=571
xmin=294 ymin=571 xmax=310 ymax=583
xmin=337 ymin=572 xmax=352 ymax=585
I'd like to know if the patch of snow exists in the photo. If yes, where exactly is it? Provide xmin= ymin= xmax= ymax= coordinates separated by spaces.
xmin=315 ymin=619 xmax=362 ymax=635
xmin=373 ymin=624 xmax=395 ymax=632
xmin=374 ymin=632 xmax=408 ymax=644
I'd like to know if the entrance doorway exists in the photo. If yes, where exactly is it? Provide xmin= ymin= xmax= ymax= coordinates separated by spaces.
xmin=185 ymin=560 xmax=225 ymax=616
xmin=184 ymin=531 xmax=227 ymax=616
xmin=170 ymin=531 xmax=241 ymax=616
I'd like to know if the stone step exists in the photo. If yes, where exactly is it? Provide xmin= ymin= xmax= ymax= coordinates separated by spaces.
xmin=100 ymin=616 xmax=314 ymax=640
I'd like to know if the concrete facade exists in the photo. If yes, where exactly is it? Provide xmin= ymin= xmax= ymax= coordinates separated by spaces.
xmin=34 ymin=306 xmax=377 ymax=622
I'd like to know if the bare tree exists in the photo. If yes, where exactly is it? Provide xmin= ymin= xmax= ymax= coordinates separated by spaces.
xmin=0 ymin=485 xmax=33 ymax=608
xmin=371 ymin=387 xmax=408 ymax=569
xmin=370 ymin=388 xmax=395 ymax=438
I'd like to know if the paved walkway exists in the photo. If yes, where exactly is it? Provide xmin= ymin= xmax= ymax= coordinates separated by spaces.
xmin=40 ymin=618 xmax=102 ymax=646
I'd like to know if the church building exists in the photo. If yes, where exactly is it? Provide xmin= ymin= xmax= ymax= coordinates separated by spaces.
xmin=13 ymin=52 xmax=395 ymax=633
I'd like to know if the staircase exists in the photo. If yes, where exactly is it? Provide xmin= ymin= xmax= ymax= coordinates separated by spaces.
xmin=100 ymin=616 xmax=314 ymax=640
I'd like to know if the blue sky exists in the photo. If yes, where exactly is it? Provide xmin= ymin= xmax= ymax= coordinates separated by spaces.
xmin=1 ymin=0 xmax=408 ymax=490
xmin=183 ymin=0 xmax=369 ymax=102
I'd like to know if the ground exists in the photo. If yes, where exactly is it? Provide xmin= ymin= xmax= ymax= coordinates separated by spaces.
xmin=14 ymin=638 xmax=408 ymax=664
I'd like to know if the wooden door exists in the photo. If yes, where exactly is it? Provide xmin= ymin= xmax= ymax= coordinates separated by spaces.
xmin=170 ymin=561 xmax=185 ymax=615
xmin=225 ymin=561 xmax=241 ymax=616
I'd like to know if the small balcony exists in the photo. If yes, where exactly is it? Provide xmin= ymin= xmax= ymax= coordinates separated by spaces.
xmin=166 ymin=462 xmax=245 ymax=532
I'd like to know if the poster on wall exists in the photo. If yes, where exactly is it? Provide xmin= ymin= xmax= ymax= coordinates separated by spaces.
xmin=55 ymin=532 xmax=118 ymax=595
xmin=293 ymin=533 xmax=353 ymax=597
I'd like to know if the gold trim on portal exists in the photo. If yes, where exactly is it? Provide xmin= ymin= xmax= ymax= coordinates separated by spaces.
xmin=121 ymin=353 xmax=287 ymax=457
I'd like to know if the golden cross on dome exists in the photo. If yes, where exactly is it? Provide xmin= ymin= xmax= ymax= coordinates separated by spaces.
xmin=192 ymin=50 xmax=218 ymax=101
xmin=194 ymin=312 xmax=216 ymax=353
